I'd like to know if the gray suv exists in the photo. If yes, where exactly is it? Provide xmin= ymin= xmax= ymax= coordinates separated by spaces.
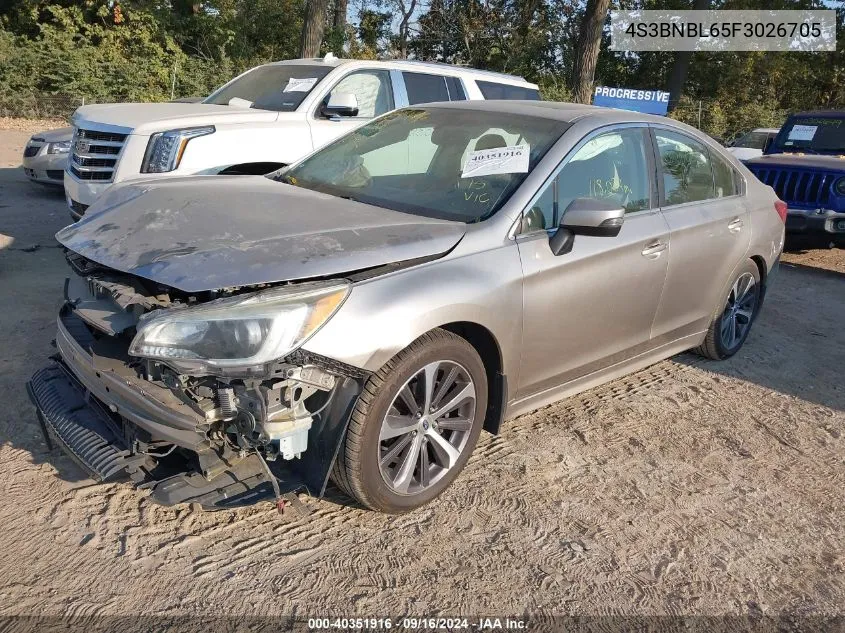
xmin=29 ymin=101 xmax=785 ymax=514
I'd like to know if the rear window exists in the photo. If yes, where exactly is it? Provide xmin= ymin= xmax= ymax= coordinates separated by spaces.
xmin=733 ymin=131 xmax=771 ymax=149
xmin=477 ymin=81 xmax=540 ymax=101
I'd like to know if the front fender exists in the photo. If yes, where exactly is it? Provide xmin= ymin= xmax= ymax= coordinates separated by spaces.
xmin=301 ymin=241 xmax=524 ymax=397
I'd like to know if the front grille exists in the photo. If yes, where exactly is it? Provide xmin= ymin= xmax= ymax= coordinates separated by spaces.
xmin=73 ymin=156 xmax=116 ymax=168
xmin=749 ymin=166 xmax=837 ymax=208
xmin=77 ymin=129 xmax=128 ymax=143
xmin=69 ymin=126 xmax=128 ymax=182
xmin=23 ymin=145 xmax=39 ymax=157
xmin=47 ymin=170 xmax=64 ymax=180
xmin=70 ymin=166 xmax=113 ymax=181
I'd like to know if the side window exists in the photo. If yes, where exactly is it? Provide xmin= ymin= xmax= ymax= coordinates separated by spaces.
xmin=361 ymin=127 xmax=437 ymax=177
xmin=524 ymin=181 xmax=555 ymax=232
xmin=445 ymin=76 xmax=467 ymax=101
xmin=326 ymin=70 xmax=394 ymax=118
xmin=521 ymin=128 xmax=652 ymax=234
xmin=476 ymin=81 xmax=540 ymax=101
xmin=558 ymin=128 xmax=652 ymax=215
xmin=711 ymin=151 xmax=736 ymax=198
xmin=654 ymin=129 xmax=715 ymax=205
xmin=403 ymin=72 xmax=450 ymax=105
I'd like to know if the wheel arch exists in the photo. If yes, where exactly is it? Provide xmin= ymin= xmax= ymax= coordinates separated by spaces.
xmin=439 ymin=322 xmax=507 ymax=436
xmin=749 ymin=254 xmax=769 ymax=311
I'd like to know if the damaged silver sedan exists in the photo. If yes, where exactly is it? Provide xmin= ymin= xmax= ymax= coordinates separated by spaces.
xmin=29 ymin=101 xmax=785 ymax=513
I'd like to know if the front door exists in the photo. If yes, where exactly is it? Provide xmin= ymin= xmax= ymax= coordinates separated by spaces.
xmin=308 ymin=69 xmax=396 ymax=152
xmin=516 ymin=126 xmax=670 ymax=400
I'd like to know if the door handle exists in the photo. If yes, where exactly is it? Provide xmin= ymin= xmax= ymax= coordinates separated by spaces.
xmin=728 ymin=217 xmax=744 ymax=233
xmin=641 ymin=240 xmax=667 ymax=258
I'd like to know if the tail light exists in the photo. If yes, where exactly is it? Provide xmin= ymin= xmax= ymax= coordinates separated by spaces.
xmin=774 ymin=200 xmax=788 ymax=223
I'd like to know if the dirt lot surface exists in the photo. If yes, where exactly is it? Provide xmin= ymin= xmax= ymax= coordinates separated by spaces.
xmin=0 ymin=116 xmax=69 ymax=133
xmin=0 ymin=129 xmax=843 ymax=626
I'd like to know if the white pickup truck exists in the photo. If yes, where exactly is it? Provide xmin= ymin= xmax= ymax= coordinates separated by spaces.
xmin=64 ymin=56 xmax=539 ymax=220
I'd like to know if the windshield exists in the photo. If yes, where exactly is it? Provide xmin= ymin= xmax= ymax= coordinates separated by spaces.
xmin=773 ymin=116 xmax=845 ymax=154
xmin=204 ymin=65 xmax=332 ymax=112
xmin=734 ymin=131 xmax=772 ymax=149
xmin=280 ymin=108 xmax=568 ymax=222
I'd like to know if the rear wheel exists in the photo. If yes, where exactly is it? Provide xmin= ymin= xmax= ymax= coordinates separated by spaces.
xmin=331 ymin=329 xmax=487 ymax=513
xmin=695 ymin=260 xmax=761 ymax=360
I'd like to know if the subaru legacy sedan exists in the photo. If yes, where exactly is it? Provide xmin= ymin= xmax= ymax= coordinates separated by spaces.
xmin=29 ymin=101 xmax=785 ymax=514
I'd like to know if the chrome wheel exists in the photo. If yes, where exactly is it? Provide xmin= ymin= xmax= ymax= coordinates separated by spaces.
xmin=720 ymin=272 xmax=757 ymax=349
xmin=378 ymin=360 xmax=477 ymax=495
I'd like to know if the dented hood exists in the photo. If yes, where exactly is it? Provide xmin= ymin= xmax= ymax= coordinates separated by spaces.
xmin=55 ymin=176 xmax=466 ymax=293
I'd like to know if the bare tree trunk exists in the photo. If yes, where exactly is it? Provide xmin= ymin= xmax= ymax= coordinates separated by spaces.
xmin=571 ymin=0 xmax=610 ymax=104
xmin=333 ymin=0 xmax=348 ymax=35
xmin=301 ymin=0 xmax=330 ymax=57
xmin=667 ymin=0 xmax=710 ymax=112
xmin=395 ymin=0 xmax=418 ymax=58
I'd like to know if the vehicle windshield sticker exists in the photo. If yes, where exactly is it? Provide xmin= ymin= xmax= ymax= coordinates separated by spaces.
xmin=283 ymin=77 xmax=319 ymax=93
xmin=461 ymin=144 xmax=530 ymax=178
xmin=788 ymin=125 xmax=817 ymax=141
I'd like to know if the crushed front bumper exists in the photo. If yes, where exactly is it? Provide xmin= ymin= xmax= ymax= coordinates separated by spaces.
xmin=28 ymin=310 xmax=366 ymax=509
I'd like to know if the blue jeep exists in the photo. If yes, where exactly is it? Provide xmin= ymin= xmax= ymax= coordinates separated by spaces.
xmin=745 ymin=110 xmax=845 ymax=244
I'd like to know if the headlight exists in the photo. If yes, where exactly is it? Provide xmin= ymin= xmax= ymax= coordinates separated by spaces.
xmin=141 ymin=126 xmax=214 ymax=173
xmin=129 ymin=281 xmax=349 ymax=376
xmin=47 ymin=140 xmax=71 ymax=154
xmin=835 ymin=177 xmax=845 ymax=197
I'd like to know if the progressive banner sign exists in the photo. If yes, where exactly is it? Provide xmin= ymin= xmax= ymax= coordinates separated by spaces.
xmin=593 ymin=86 xmax=670 ymax=115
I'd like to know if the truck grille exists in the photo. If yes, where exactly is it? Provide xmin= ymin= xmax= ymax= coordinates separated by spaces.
xmin=69 ymin=127 xmax=128 ymax=183
xmin=749 ymin=166 xmax=836 ymax=208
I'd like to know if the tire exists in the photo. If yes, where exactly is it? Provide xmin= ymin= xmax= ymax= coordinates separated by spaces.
xmin=331 ymin=329 xmax=488 ymax=513
xmin=694 ymin=259 xmax=762 ymax=360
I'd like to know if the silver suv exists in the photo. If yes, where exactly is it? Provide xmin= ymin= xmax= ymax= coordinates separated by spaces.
xmin=30 ymin=101 xmax=785 ymax=514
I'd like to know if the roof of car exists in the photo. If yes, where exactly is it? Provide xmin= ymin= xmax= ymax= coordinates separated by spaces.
xmin=789 ymin=110 xmax=845 ymax=118
xmin=417 ymin=99 xmax=673 ymax=124
xmin=267 ymin=57 xmax=531 ymax=84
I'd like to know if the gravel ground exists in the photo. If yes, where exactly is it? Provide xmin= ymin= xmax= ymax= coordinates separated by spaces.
xmin=0 ymin=129 xmax=843 ymax=628
xmin=0 ymin=117 xmax=69 ymax=133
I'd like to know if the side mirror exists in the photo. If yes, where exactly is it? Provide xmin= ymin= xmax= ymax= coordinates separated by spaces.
xmin=322 ymin=92 xmax=359 ymax=119
xmin=549 ymin=198 xmax=625 ymax=256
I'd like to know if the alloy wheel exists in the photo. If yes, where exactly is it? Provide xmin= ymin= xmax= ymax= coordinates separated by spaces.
xmin=720 ymin=272 xmax=757 ymax=350
xmin=378 ymin=360 xmax=477 ymax=495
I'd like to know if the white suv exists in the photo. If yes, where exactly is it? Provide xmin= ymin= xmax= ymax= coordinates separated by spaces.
xmin=64 ymin=56 xmax=539 ymax=220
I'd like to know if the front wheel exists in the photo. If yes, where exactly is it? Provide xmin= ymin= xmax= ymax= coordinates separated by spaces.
xmin=695 ymin=260 xmax=761 ymax=360
xmin=331 ymin=329 xmax=488 ymax=513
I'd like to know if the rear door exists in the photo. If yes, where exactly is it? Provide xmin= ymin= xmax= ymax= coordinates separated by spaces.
xmin=649 ymin=126 xmax=751 ymax=343
xmin=515 ymin=125 xmax=670 ymax=399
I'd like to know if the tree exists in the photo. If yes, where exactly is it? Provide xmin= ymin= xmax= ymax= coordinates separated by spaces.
xmin=358 ymin=8 xmax=391 ymax=51
xmin=666 ymin=0 xmax=710 ymax=112
xmin=570 ymin=0 xmax=610 ymax=104
xmin=391 ymin=0 xmax=419 ymax=58
xmin=301 ymin=0 xmax=330 ymax=57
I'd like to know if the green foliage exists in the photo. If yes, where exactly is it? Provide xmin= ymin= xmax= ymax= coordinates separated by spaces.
xmin=0 ymin=0 xmax=842 ymax=133
xmin=0 ymin=1 xmax=298 ymax=118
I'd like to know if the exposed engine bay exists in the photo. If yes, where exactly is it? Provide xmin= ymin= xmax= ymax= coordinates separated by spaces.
xmin=29 ymin=249 xmax=369 ymax=511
